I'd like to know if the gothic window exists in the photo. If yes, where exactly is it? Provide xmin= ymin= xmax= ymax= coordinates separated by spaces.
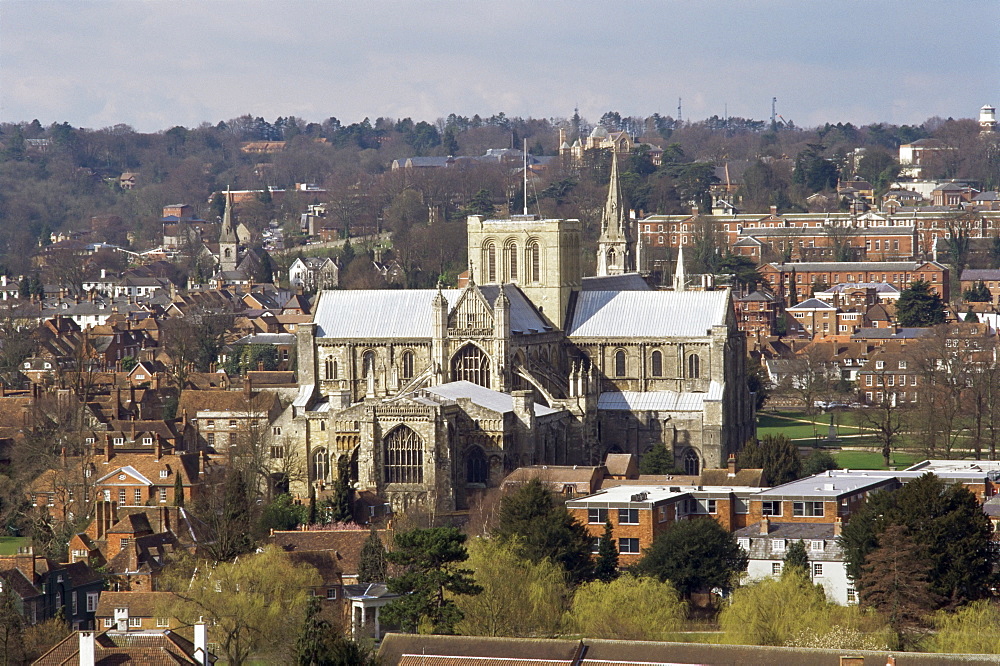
xmin=614 ymin=349 xmax=626 ymax=377
xmin=383 ymin=426 xmax=423 ymax=484
xmin=224 ymin=248 xmax=232 ymax=258
xmin=401 ymin=351 xmax=414 ymax=380
xmin=451 ymin=344 xmax=491 ymax=387
xmin=683 ymin=449 xmax=700 ymax=476
xmin=687 ymin=354 xmax=700 ymax=379
xmin=528 ymin=242 xmax=540 ymax=283
xmin=324 ymin=358 xmax=336 ymax=380
xmin=607 ymin=248 xmax=617 ymax=267
xmin=485 ymin=242 xmax=497 ymax=282
xmin=506 ymin=240 xmax=518 ymax=281
xmin=651 ymin=350 xmax=663 ymax=377
xmin=466 ymin=446 xmax=488 ymax=484
xmin=313 ymin=448 xmax=329 ymax=482
xmin=362 ymin=351 xmax=375 ymax=377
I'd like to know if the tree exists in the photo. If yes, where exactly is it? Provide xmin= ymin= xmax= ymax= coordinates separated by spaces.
xmin=0 ymin=583 xmax=24 ymax=666
xmin=858 ymin=525 xmax=938 ymax=649
xmin=161 ymin=548 xmax=320 ymax=666
xmin=382 ymin=527 xmax=482 ymax=634
xmin=782 ymin=540 xmax=809 ymax=576
xmin=295 ymin=596 xmax=378 ymax=666
xmin=930 ymin=599 xmax=1000 ymax=654
xmin=260 ymin=493 xmax=309 ymax=532
xmin=737 ymin=434 xmax=802 ymax=486
xmin=855 ymin=350 xmax=911 ymax=466
xmin=964 ymin=280 xmax=992 ymax=302
xmin=194 ymin=469 xmax=259 ymax=561
xmin=593 ymin=520 xmax=618 ymax=582
xmin=327 ymin=456 xmax=353 ymax=524
xmin=634 ymin=517 xmax=747 ymax=596
xmin=840 ymin=473 xmax=996 ymax=606
xmin=565 ymin=575 xmax=686 ymax=641
xmin=357 ymin=528 xmax=388 ymax=584
xmin=454 ymin=537 xmax=568 ymax=638
xmin=746 ymin=355 xmax=773 ymax=411
xmin=965 ymin=308 xmax=980 ymax=322
xmin=802 ymin=449 xmax=837 ymax=476
xmin=173 ymin=472 xmax=184 ymax=506
xmin=638 ymin=442 xmax=676 ymax=474
xmin=896 ymin=280 xmax=946 ymax=327
xmin=463 ymin=189 xmax=496 ymax=217
xmin=776 ymin=343 xmax=837 ymax=415
xmin=492 ymin=479 xmax=594 ymax=585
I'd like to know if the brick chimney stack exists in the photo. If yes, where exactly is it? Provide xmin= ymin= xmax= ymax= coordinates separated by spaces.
xmin=727 ymin=453 xmax=737 ymax=477
xmin=759 ymin=516 xmax=770 ymax=535
xmin=834 ymin=517 xmax=843 ymax=537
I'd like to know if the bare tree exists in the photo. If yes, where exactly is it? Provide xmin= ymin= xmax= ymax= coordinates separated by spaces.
xmin=856 ymin=346 xmax=911 ymax=466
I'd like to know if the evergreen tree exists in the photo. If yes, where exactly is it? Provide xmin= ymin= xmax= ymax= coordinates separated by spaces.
xmin=0 ymin=583 xmax=24 ymax=666
xmin=783 ymin=540 xmax=809 ymax=576
xmin=635 ymin=517 xmax=747 ymax=596
xmin=307 ymin=494 xmax=317 ymax=525
xmin=963 ymin=280 xmax=991 ymax=302
xmin=173 ymin=473 xmax=184 ymax=507
xmin=358 ymin=527 xmax=388 ymax=584
xmin=638 ymin=442 xmax=675 ymax=474
xmin=965 ymin=308 xmax=979 ymax=322
xmin=295 ymin=596 xmax=332 ymax=666
xmin=382 ymin=527 xmax=482 ymax=633
xmin=895 ymin=280 xmax=946 ymax=327
xmin=737 ymin=434 xmax=802 ymax=486
xmin=594 ymin=520 xmax=618 ymax=583
xmin=328 ymin=456 xmax=353 ymax=524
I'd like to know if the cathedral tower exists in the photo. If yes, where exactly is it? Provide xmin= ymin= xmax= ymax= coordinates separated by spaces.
xmin=219 ymin=191 xmax=238 ymax=273
xmin=597 ymin=151 xmax=633 ymax=276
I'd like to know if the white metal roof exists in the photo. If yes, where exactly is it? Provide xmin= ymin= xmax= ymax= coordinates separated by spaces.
xmin=314 ymin=289 xmax=462 ymax=338
xmin=567 ymin=290 xmax=729 ymax=338
xmin=597 ymin=382 xmax=723 ymax=411
xmin=422 ymin=380 xmax=560 ymax=416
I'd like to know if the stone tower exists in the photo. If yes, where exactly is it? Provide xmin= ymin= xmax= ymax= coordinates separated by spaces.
xmin=596 ymin=151 xmax=633 ymax=276
xmin=980 ymin=105 xmax=997 ymax=133
xmin=218 ymin=191 xmax=238 ymax=273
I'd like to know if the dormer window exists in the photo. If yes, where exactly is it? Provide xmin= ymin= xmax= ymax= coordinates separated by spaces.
xmin=160 ymin=470 xmax=169 ymax=478
xmin=113 ymin=437 xmax=124 ymax=445
xmin=206 ymin=420 xmax=215 ymax=429
xmin=898 ymin=360 xmax=907 ymax=369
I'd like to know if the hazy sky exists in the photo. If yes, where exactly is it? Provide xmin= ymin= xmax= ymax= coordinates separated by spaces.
xmin=2 ymin=0 xmax=998 ymax=133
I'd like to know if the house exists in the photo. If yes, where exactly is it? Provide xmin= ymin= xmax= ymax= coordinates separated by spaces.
xmin=94 ymin=591 xmax=180 ymax=631
xmin=288 ymin=257 xmax=339 ymax=292
xmin=176 ymin=389 xmax=281 ymax=451
xmin=34 ymin=625 xmax=214 ymax=665
xmin=0 ymin=549 xmax=103 ymax=629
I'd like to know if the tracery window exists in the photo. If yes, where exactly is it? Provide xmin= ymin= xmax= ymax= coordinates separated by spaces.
xmin=451 ymin=344 xmax=491 ymax=387
xmin=683 ymin=449 xmax=700 ymax=476
xmin=383 ymin=427 xmax=423 ymax=484
xmin=313 ymin=448 xmax=329 ymax=481
xmin=466 ymin=446 xmax=488 ymax=484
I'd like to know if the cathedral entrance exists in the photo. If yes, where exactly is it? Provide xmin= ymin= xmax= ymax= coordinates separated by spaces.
xmin=451 ymin=344 xmax=491 ymax=388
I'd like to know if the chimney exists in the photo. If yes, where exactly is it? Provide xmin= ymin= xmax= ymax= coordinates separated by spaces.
xmin=160 ymin=505 xmax=170 ymax=533
xmin=194 ymin=620 xmax=208 ymax=666
xmin=79 ymin=631 xmax=96 ymax=666
xmin=727 ymin=453 xmax=737 ymax=477
xmin=759 ymin=516 xmax=770 ymax=535
xmin=834 ymin=517 xmax=843 ymax=537
xmin=155 ymin=434 xmax=163 ymax=461
xmin=106 ymin=434 xmax=114 ymax=462
xmin=770 ymin=205 xmax=778 ymax=217
xmin=244 ymin=374 xmax=252 ymax=397
xmin=690 ymin=206 xmax=699 ymax=217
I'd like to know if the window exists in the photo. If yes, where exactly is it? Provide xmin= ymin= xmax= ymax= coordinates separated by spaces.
xmin=72 ymin=592 xmax=78 ymax=615
xmin=772 ymin=539 xmax=786 ymax=552
xmin=129 ymin=617 xmax=142 ymax=627
xmin=104 ymin=618 xmax=113 ymax=628
xmin=383 ymin=427 xmax=423 ymax=484
xmin=86 ymin=593 xmax=98 ymax=612
xmin=793 ymin=501 xmax=824 ymax=517
xmin=142 ymin=437 xmax=152 ymax=446
xmin=651 ymin=350 xmax=662 ymax=377
xmin=761 ymin=500 xmax=782 ymax=516
xmin=682 ymin=449 xmax=699 ymax=476
xmin=362 ymin=351 xmax=375 ymax=377
xmin=811 ymin=540 xmax=825 ymax=552
xmin=737 ymin=538 xmax=750 ymax=550
xmin=619 ymin=538 xmax=640 ymax=554
xmin=813 ymin=563 xmax=824 ymax=577
xmin=206 ymin=420 xmax=214 ymax=429
xmin=898 ymin=360 xmax=907 ymax=369
xmin=486 ymin=242 xmax=497 ymax=282
xmin=271 ymin=445 xmax=285 ymax=459
xmin=451 ymin=344 xmax=491 ymax=387
xmin=157 ymin=617 xmax=169 ymax=627
xmin=614 ymin=350 xmax=626 ymax=377
xmin=466 ymin=446 xmax=488 ymax=484
xmin=528 ymin=242 xmax=540 ymax=283
xmin=772 ymin=562 xmax=782 ymax=575
xmin=588 ymin=508 xmax=608 ymax=524
xmin=113 ymin=437 xmax=124 ymax=446
xmin=229 ymin=433 xmax=237 ymax=447
xmin=326 ymin=588 xmax=337 ymax=600
xmin=618 ymin=508 xmax=639 ymax=524
xmin=325 ymin=358 xmax=337 ymax=380
xmin=847 ymin=588 xmax=857 ymax=604
xmin=134 ymin=489 xmax=142 ymax=505
xmin=159 ymin=470 xmax=168 ymax=478
xmin=687 ymin=354 xmax=700 ymax=379
xmin=118 ymin=489 xmax=126 ymax=505
xmin=401 ymin=351 xmax=414 ymax=380
xmin=706 ymin=499 xmax=717 ymax=514
xmin=506 ymin=240 xmax=518 ymax=281
xmin=229 ymin=420 xmax=237 ymax=429
xmin=159 ymin=489 xmax=167 ymax=503
xmin=207 ymin=433 xmax=215 ymax=446
xmin=657 ymin=505 xmax=668 ymax=522
xmin=313 ymin=448 xmax=329 ymax=482
xmin=273 ymin=427 xmax=282 ymax=436
xmin=591 ymin=537 xmax=602 ymax=554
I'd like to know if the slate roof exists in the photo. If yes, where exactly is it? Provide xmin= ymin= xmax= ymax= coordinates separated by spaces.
xmin=766 ymin=260 xmax=943 ymax=273
xmin=567 ymin=290 xmax=729 ymax=338
xmin=788 ymin=298 xmax=837 ymax=311
xmin=597 ymin=383 xmax=724 ymax=411
xmin=422 ymin=381 xmax=561 ymax=416
xmin=961 ymin=269 xmax=1000 ymax=281
xmin=580 ymin=273 xmax=651 ymax=291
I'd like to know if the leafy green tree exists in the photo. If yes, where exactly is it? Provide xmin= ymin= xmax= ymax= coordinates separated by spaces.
xmin=638 ymin=442 xmax=675 ymax=474
xmin=260 ymin=493 xmax=309 ymax=532
xmin=594 ymin=520 xmax=618 ymax=582
xmin=635 ymin=517 xmax=747 ymax=596
xmin=840 ymin=473 xmax=996 ymax=606
xmin=383 ymin=527 xmax=482 ymax=634
xmin=737 ymin=434 xmax=802 ymax=486
xmin=492 ymin=479 xmax=594 ymax=585
xmin=295 ymin=595 xmax=380 ymax=665
xmin=717 ymin=254 xmax=763 ymax=290
xmin=358 ymin=528 xmax=388 ymax=584
xmin=896 ymin=280 xmax=946 ymax=327
xmin=565 ymin=575 xmax=686 ymax=641
xmin=454 ymin=538 xmax=568 ymax=637
xmin=782 ymin=540 xmax=809 ymax=576
xmin=930 ymin=599 xmax=1000 ymax=654
xmin=802 ymin=449 xmax=837 ymax=476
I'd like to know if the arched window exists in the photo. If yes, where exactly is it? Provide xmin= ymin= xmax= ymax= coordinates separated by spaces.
xmin=313 ymin=448 xmax=329 ymax=482
xmin=383 ymin=426 xmax=423 ymax=484
xmin=614 ymin=350 xmax=626 ymax=377
xmin=362 ymin=351 xmax=375 ymax=377
xmin=506 ymin=241 xmax=518 ymax=281
xmin=485 ymin=242 xmax=497 ymax=282
xmin=651 ymin=350 xmax=663 ymax=377
xmin=528 ymin=242 xmax=540 ymax=283
xmin=224 ymin=248 xmax=232 ymax=258
xmin=683 ymin=449 xmax=700 ymax=476
xmin=687 ymin=354 xmax=700 ymax=379
xmin=324 ymin=358 xmax=335 ymax=380
xmin=607 ymin=248 xmax=616 ymax=267
xmin=401 ymin=351 xmax=414 ymax=380
xmin=451 ymin=344 xmax=491 ymax=387
xmin=466 ymin=446 xmax=488 ymax=484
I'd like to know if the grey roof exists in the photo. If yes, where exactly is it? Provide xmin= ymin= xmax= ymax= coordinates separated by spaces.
xmin=742 ymin=226 xmax=914 ymax=237
xmin=233 ymin=333 xmax=296 ymax=345
xmin=422 ymin=381 xmax=560 ymax=416
xmin=788 ymin=298 xmax=837 ymax=311
xmin=597 ymin=383 xmax=723 ymax=411
xmin=767 ymin=260 xmax=942 ymax=273
xmin=581 ymin=273 xmax=651 ymax=292
xmin=756 ymin=470 xmax=897 ymax=498
xmin=477 ymin=285 xmax=551 ymax=333
xmin=735 ymin=290 xmax=776 ymax=302
xmin=961 ymin=269 xmax=1000 ymax=281
xmin=567 ymin=290 xmax=729 ymax=338
xmin=816 ymin=282 xmax=900 ymax=295
xmin=735 ymin=522 xmax=835 ymax=540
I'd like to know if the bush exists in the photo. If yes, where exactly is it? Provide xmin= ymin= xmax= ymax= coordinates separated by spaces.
xmin=565 ymin=575 xmax=686 ymax=641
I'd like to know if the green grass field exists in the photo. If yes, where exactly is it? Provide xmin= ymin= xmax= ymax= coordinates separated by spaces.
xmin=832 ymin=450 xmax=921 ymax=470
xmin=0 ymin=537 xmax=28 ymax=556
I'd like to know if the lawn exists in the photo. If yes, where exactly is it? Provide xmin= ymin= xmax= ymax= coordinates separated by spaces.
xmin=832 ymin=449 xmax=921 ymax=470
xmin=757 ymin=410 xmax=866 ymax=441
xmin=0 ymin=537 xmax=28 ymax=556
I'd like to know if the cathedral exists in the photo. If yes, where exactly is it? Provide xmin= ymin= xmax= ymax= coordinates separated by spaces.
xmin=281 ymin=161 xmax=755 ymax=513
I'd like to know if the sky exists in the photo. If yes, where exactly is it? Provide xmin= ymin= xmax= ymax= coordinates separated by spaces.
xmin=2 ymin=0 xmax=998 ymax=133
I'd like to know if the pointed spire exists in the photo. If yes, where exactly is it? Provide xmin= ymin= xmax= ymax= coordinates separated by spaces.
xmin=674 ymin=245 xmax=687 ymax=292
xmin=220 ymin=190 xmax=237 ymax=243
xmin=601 ymin=151 xmax=625 ymax=238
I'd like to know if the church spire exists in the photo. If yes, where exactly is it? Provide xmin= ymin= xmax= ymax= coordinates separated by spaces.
xmin=218 ymin=190 xmax=238 ymax=273
xmin=596 ymin=151 xmax=633 ymax=276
